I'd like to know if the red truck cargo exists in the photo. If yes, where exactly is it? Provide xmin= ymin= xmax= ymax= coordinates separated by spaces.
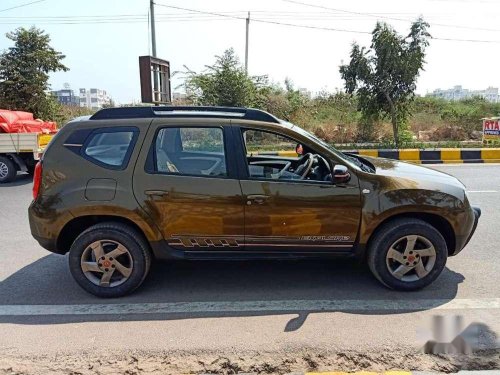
xmin=0 ymin=110 xmax=57 ymax=134
xmin=0 ymin=110 xmax=57 ymax=183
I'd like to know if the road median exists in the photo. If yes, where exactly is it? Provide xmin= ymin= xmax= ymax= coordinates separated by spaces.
xmin=258 ymin=148 xmax=500 ymax=164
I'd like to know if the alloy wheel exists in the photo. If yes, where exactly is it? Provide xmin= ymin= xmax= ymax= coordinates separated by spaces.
xmin=385 ymin=234 xmax=437 ymax=282
xmin=80 ymin=239 xmax=133 ymax=287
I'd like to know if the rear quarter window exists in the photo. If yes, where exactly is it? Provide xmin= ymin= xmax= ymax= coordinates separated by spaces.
xmin=82 ymin=127 xmax=139 ymax=170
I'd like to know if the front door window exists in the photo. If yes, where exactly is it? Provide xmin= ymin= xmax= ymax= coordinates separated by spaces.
xmin=242 ymin=128 xmax=332 ymax=183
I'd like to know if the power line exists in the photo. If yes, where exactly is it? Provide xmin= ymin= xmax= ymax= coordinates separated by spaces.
xmin=0 ymin=14 xmax=146 ymax=19
xmin=1 ymin=1 xmax=499 ymax=43
xmin=0 ymin=19 xmax=149 ymax=25
xmin=0 ymin=7 xmax=488 ymax=23
xmin=153 ymin=3 xmax=244 ymax=20
xmin=153 ymin=2 xmax=370 ymax=34
xmin=0 ymin=14 xmax=402 ymax=22
xmin=0 ymin=0 xmax=46 ymax=13
xmin=153 ymin=2 xmax=500 ymax=43
xmin=282 ymin=0 xmax=500 ymax=32
xmin=0 ymin=10 xmax=493 ymax=21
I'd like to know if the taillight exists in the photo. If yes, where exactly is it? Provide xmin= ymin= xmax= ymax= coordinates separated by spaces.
xmin=32 ymin=162 xmax=42 ymax=200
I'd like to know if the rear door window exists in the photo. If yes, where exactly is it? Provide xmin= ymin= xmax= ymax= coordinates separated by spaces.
xmin=153 ymin=127 xmax=227 ymax=177
xmin=83 ymin=128 xmax=138 ymax=169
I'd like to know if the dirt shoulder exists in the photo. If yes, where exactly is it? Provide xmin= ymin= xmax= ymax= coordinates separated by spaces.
xmin=1 ymin=348 xmax=499 ymax=375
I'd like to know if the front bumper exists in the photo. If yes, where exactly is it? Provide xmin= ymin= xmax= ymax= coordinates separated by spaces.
xmin=453 ymin=206 xmax=481 ymax=255
xmin=465 ymin=206 xmax=481 ymax=247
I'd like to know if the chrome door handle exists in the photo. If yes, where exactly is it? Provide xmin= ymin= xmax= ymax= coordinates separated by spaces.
xmin=145 ymin=190 xmax=169 ymax=197
xmin=246 ymin=194 xmax=270 ymax=205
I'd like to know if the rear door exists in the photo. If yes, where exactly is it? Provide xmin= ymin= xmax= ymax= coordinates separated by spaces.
xmin=133 ymin=118 xmax=245 ymax=251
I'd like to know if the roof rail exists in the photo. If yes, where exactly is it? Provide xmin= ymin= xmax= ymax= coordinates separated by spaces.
xmin=89 ymin=106 xmax=280 ymax=123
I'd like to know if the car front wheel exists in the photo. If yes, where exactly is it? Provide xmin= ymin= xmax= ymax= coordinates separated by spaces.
xmin=367 ymin=218 xmax=448 ymax=291
xmin=68 ymin=222 xmax=152 ymax=298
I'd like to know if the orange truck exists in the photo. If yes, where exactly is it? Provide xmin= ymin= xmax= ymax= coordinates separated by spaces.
xmin=0 ymin=110 xmax=57 ymax=183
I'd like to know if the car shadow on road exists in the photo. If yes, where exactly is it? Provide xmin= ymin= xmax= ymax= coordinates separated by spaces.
xmin=0 ymin=254 xmax=465 ymax=330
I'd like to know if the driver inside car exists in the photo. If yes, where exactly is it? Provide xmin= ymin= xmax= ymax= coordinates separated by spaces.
xmin=295 ymin=143 xmax=304 ymax=156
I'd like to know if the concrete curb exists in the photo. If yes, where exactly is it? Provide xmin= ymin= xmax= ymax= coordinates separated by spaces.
xmin=258 ymin=148 xmax=500 ymax=164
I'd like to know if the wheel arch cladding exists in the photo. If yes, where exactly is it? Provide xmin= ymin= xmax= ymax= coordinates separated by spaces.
xmin=365 ymin=212 xmax=456 ymax=257
xmin=57 ymin=215 xmax=151 ymax=254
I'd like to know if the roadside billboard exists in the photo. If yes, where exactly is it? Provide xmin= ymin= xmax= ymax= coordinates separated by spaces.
xmin=482 ymin=117 xmax=500 ymax=142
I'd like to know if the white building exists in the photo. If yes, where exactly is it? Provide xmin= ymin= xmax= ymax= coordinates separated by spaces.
xmin=428 ymin=85 xmax=500 ymax=103
xmin=298 ymin=87 xmax=312 ymax=99
xmin=172 ymin=92 xmax=188 ymax=101
xmin=79 ymin=88 xmax=111 ymax=109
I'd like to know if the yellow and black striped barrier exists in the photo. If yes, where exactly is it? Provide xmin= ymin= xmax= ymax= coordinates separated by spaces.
xmin=258 ymin=148 xmax=500 ymax=164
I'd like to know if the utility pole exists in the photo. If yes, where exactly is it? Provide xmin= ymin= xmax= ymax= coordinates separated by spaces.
xmin=150 ymin=0 xmax=159 ymax=103
xmin=150 ymin=0 xmax=157 ymax=57
xmin=245 ymin=11 xmax=250 ymax=73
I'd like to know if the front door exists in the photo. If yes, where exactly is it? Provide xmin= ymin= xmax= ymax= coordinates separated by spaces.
xmin=133 ymin=120 xmax=245 ymax=251
xmin=237 ymin=126 xmax=362 ymax=252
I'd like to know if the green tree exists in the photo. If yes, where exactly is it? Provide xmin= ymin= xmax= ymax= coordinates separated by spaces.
xmin=264 ymin=79 xmax=310 ymax=121
xmin=182 ymin=48 xmax=268 ymax=107
xmin=0 ymin=27 xmax=68 ymax=119
xmin=340 ymin=18 xmax=430 ymax=146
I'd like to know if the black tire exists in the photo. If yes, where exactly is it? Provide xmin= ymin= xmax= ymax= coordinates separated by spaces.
xmin=367 ymin=218 xmax=448 ymax=291
xmin=0 ymin=156 xmax=17 ymax=183
xmin=68 ymin=222 xmax=152 ymax=298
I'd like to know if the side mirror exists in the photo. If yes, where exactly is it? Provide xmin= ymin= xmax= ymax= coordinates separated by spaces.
xmin=333 ymin=164 xmax=350 ymax=184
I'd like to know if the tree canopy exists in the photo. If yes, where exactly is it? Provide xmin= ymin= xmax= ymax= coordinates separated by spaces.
xmin=339 ymin=18 xmax=431 ymax=145
xmin=182 ymin=48 xmax=269 ymax=108
xmin=0 ymin=27 xmax=68 ymax=119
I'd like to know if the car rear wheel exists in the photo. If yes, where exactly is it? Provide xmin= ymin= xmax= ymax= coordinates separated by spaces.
xmin=68 ymin=222 xmax=152 ymax=298
xmin=367 ymin=218 xmax=448 ymax=291
xmin=0 ymin=156 xmax=17 ymax=183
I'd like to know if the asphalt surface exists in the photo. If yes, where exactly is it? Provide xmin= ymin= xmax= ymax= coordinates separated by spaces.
xmin=0 ymin=165 xmax=499 ymax=371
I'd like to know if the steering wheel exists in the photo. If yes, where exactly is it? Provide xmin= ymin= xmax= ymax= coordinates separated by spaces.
xmin=276 ymin=152 xmax=313 ymax=180
xmin=294 ymin=153 xmax=315 ymax=179
xmin=317 ymin=155 xmax=331 ymax=172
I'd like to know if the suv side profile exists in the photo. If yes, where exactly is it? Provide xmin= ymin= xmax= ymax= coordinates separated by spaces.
xmin=29 ymin=106 xmax=480 ymax=297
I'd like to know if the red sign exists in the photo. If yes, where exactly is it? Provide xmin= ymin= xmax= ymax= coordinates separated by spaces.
xmin=483 ymin=117 xmax=500 ymax=140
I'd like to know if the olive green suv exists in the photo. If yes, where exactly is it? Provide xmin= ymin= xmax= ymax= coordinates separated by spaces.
xmin=29 ymin=106 xmax=480 ymax=297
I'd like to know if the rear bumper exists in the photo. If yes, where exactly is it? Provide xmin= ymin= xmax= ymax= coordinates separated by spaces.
xmin=28 ymin=200 xmax=66 ymax=254
xmin=32 ymin=233 xmax=59 ymax=253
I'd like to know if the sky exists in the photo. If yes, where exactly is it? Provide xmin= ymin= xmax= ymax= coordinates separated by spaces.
xmin=0 ymin=0 xmax=499 ymax=103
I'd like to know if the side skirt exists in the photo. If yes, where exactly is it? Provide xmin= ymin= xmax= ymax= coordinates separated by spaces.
xmin=150 ymin=240 xmax=357 ymax=261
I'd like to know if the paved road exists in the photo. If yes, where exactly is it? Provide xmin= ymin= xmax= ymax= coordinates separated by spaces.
xmin=0 ymin=165 xmax=499 ymax=373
